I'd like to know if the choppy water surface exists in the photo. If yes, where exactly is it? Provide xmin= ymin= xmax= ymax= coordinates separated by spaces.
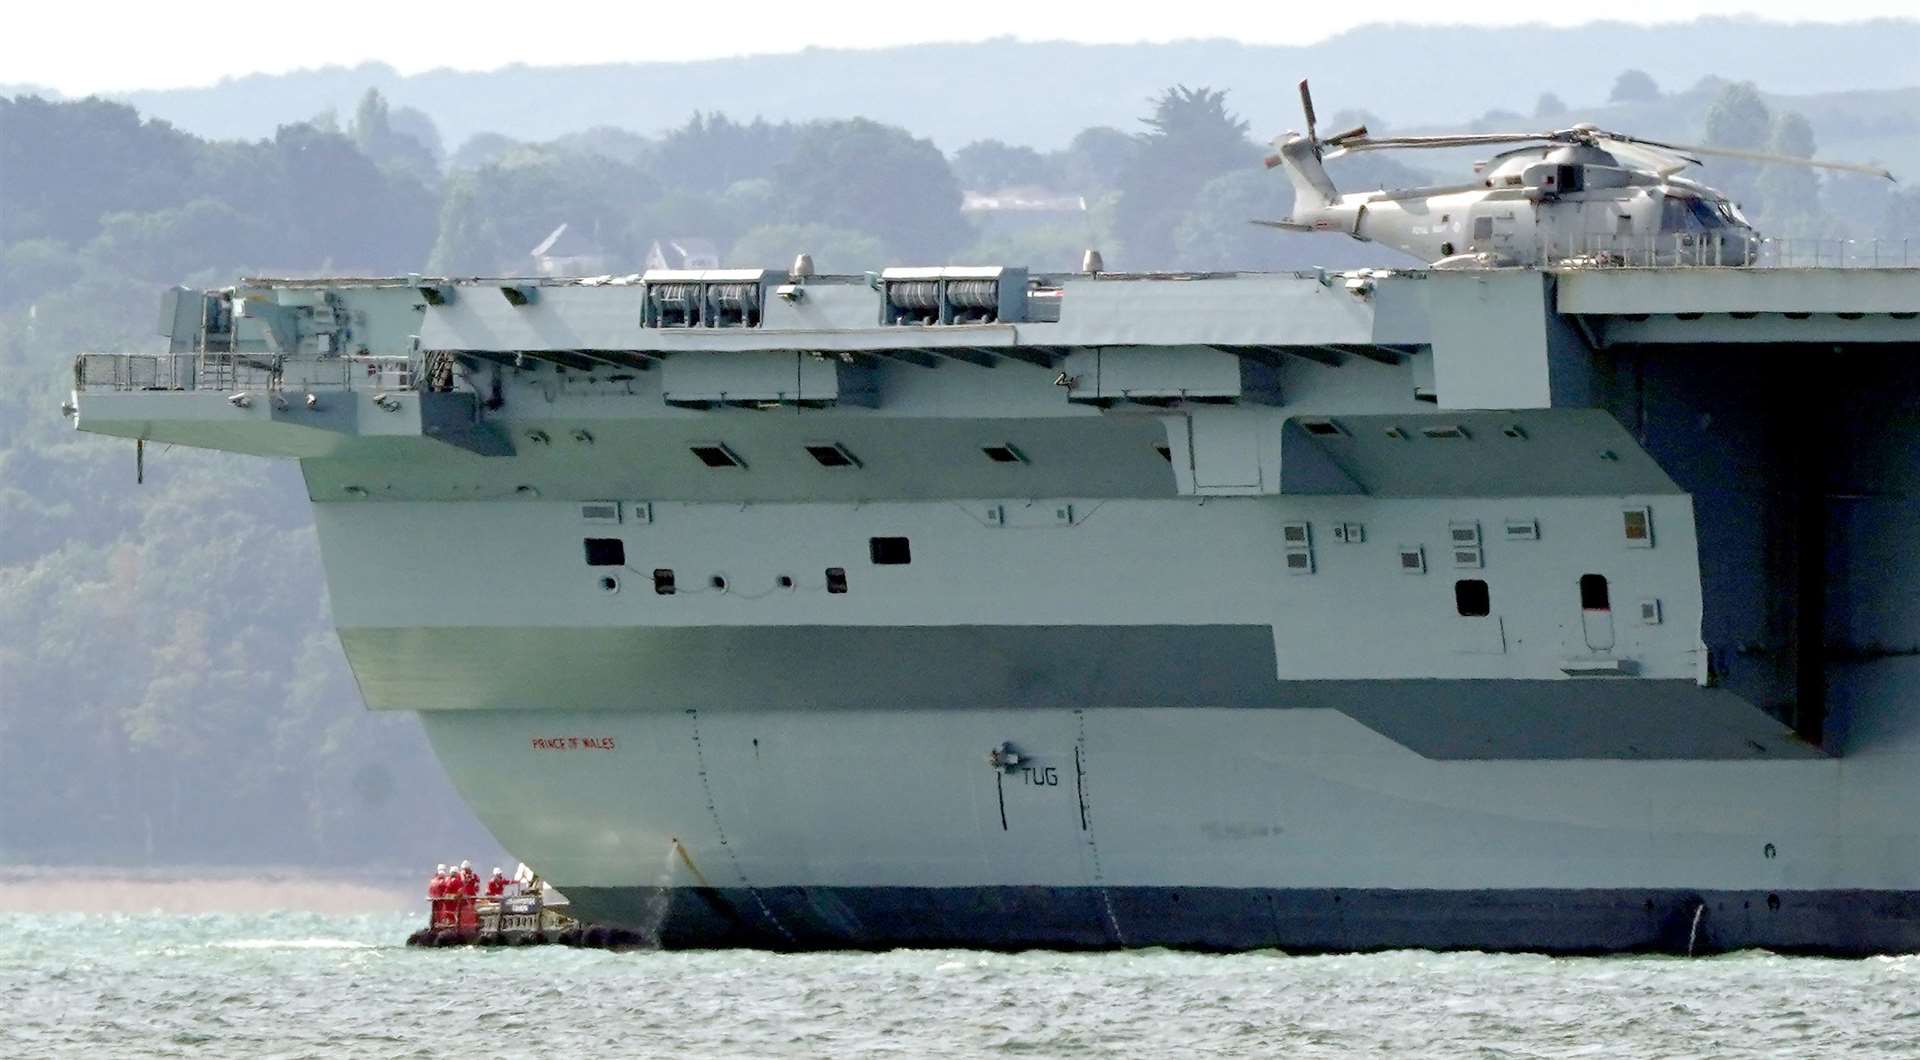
xmin=6 ymin=913 xmax=1920 ymax=1057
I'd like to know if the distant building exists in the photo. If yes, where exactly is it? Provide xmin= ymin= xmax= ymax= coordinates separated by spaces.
xmin=646 ymin=237 xmax=722 ymax=271
xmin=961 ymin=187 xmax=1089 ymax=215
xmin=530 ymin=223 xmax=610 ymax=277
xmin=961 ymin=186 xmax=1089 ymax=236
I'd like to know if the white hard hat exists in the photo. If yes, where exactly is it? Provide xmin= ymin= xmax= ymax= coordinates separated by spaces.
xmin=461 ymin=860 xmax=472 ymax=870
xmin=492 ymin=867 xmax=503 ymax=876
xmin=436 ymin=864 xmax=447 ymax=874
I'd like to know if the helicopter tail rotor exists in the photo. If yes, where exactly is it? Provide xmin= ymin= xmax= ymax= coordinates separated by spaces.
xmin=1259 ymin=80 xmax=1356 ymax=216
xmin=1299 ymin=79 xmax=1318 ymax=148
xmin=1264 ymin=80 xmax=1368 ymax=169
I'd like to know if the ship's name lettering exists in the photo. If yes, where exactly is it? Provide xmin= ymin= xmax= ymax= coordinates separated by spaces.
xmin=1019 ymin=766 xmax=1059 ymax=787
xmin=530 ymin=736 xmax=616 ymax=751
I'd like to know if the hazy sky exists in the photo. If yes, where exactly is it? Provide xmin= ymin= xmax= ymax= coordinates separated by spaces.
xmin=8 ymin=1 xmax=1918 ymax=95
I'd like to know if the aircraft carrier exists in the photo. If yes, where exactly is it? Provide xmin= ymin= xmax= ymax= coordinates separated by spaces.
xmin=66 ymin=260 xmax=1920 ymax=954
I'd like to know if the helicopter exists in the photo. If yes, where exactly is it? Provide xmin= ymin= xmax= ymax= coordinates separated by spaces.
xmin=1260 ymin=80 xmax=1894 ymax=268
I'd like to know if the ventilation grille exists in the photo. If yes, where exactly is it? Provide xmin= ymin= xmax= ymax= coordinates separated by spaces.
xmin=1449 ymin=521 xmax=1483 ymax=569
xmin=579 ymin=501 xmax=621 ymax=524
xmin=1282 ymin=521 xmax=1314 ymax=575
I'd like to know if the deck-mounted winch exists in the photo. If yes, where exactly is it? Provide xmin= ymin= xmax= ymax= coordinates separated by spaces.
xmin=881 ymin=266 xmax=1027 ymax=326
xmin=641 ymin=268 xmax=772 ymax=329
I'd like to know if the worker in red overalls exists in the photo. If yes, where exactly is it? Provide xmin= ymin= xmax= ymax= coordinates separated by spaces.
xmin=486 ymin=868 xmax=509 ymax=898
xmin=457 ymin=859 xmax=480 ymax=935
xmin=427 ymin=864 xmax=450 ymax=930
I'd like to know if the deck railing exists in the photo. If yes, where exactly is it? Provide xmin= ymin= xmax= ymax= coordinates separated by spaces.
xmin=74 ymin=353 xmax=423 ymax=393
xmin=1540 ymin=233 xmax=1920 ymax=269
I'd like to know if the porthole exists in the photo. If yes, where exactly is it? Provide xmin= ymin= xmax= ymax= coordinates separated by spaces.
xmin=583 ymin=538 xmax=625 ymax=567
xmin=597 ymin=575 xmax=620 ymax=595
xmin=806 ymin=442 xmax=861 ymax=468
xmin=1455 ymin=579 xmax=1490 ymax=617
xmin=869 ymin=537 xmax=912 ymax=565
xmin=777 ymin=575 xmax=795 ymax=590
xmin=690 ymin=443 xmax=745 ymax=469
xmin=709 ymin=574 xmax=729 ymax=593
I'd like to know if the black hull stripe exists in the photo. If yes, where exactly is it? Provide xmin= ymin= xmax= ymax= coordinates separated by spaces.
xmin=560 ymin=885 xmax=1920 ymax=956
xmin=348 ymin=625 xmax=1813 ymax=759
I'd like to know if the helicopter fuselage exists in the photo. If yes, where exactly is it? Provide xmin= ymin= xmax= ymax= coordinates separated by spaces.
xmin=1326 ymin=183 xmax=1757 ymax=267
xmin=1273 ymin=136 xmax=1760 ymax=267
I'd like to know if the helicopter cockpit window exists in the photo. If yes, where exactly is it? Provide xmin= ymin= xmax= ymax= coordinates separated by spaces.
xmin=1687 ymin=198 xmax=1728 ymax=228
xmin=1660 ymin=196 xmax=1691 ymax=233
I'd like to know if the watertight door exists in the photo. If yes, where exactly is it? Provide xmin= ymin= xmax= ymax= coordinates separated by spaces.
xmin=1579 ymin=573 xmax=1616 ymax=653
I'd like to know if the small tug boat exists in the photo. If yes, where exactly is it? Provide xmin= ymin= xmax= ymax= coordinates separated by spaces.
xmin=406 ymin=867 xmax=643 ymax=948
xmin=406 ymin=891 xmax=574 ymax=948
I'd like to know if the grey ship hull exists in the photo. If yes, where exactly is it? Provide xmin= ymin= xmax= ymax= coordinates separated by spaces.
xmin=407 ymin=672 xmax=1920 ymax=955
xmin=72 ymin=265 xmax=1920 ymax=954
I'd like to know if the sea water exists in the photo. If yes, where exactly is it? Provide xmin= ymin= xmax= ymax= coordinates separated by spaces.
xmin=5 ymin=912 xmax=1920 ymax=1057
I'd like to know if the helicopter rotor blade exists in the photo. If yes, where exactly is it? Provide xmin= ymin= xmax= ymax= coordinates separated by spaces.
xmin=1322 ymin=125 xmax=1369 ymax=146
xmin=1592 ymin=139 xmax=1699 ymax=177
xmin=1328 ymin=132 xmax=1562 ymax=153
xmin=1601 ymin=133 xmax=1893 ymax=180
xmin=1250 ymin=218 xmax=1316 ymax=232
xmin=1298 ymin=80 xmax=1318 ymax=143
